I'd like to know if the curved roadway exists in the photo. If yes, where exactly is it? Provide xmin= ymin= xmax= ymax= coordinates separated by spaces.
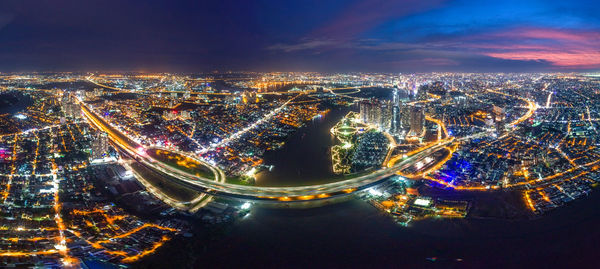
xmin=80 ymin=100 xmax=452 ymax=201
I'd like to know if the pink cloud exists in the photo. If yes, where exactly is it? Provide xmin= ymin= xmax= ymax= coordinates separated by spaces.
xmin=462 ymin=27 xmax=600 ymax=69
xmin=492 ymin=28 xmax=600 ymax=43
xmin=485 ymin=51 xmax=600 ymax=68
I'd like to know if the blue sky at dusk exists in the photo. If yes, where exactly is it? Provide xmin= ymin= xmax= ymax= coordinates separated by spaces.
xmin=0 ymin=0 xmax=598 ymax=72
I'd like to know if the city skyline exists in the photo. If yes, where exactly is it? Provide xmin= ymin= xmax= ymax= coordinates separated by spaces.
xmin=2 ymin=1 xmax=600 ymax=268
xmin=0 ymin=70 xmax=599 ymax=268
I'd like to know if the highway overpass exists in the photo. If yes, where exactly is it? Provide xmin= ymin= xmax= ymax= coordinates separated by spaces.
xmin=80 ymin=101 xmax=452 ymax=202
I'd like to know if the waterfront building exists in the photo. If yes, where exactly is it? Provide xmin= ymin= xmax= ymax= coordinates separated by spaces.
xmin=408 ymin=105 xmax=425 ymax=137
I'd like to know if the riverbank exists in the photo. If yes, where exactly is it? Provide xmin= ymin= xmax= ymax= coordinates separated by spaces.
xmin=255 ymin=106 xmax=352 ymax=187
xmin=140 ymin=190 xmax=600 ymax=268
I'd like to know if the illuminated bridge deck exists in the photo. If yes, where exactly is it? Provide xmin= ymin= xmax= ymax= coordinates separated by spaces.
xmin=80 ymin=101 xmax=452 ymax=202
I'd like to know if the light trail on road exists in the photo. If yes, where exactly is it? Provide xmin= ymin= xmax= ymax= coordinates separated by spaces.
xmin=80 ymin=101 xmax=221 ymax=209
xmin=545 ymin=91 xmax=553 ymax=108
xmin=79 ymin=84 xmax=553 ymax=200
xmin=486 ymin=88 xmax=538 ymax=127
xmin=81 ymin=97 xmax=454 ymax=200
xmin=199 ymin=93 xmax=302 ymax=153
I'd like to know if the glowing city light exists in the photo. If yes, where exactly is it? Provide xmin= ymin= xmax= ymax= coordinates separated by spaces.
xmin=368 ymin=188 xmax=383 ymax=197
xmin=14 ymin=114 xmax=27 ymax=120
xmin=241 ymin=202 xmax=252 ymax=210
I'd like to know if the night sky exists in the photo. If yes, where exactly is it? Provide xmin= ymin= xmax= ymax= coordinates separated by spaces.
xmin=0 ymin=0 xmax=598 ymax=72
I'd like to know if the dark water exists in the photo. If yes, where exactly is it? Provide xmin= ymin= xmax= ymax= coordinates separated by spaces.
xmin=144 ymin=87 xmax=600 ymax=268
xmin=254 ymin=87 xmax=395 ymax=187
xmin=255 ymin=107 xmax=351 ymax=187
xmin=194 ymin=191 xmax=600 ymax=268
xmin=0 ymin=92 xmax=33 ymax=114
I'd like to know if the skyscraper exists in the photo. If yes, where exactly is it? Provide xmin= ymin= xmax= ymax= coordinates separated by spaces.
xmin=359 ymin=99 xmax=393 ymax=130
xmin=492 ymin=105 xmax=505 ymax=135
xmin=392 ymin=87 xmax=399 ymax=105
xmin=390 ymin=87 xmax=402 ymax=135
xmin=359 ymin=100 xmax=370 ymax=123
xmin=380 ymin=102 xmax=392 ymax=131
xmin=408 ymin=105 xmax=425 ymax=137
xmin=91 ymin=132 xmax=109 ymax=160
xmin=61 ymin=94 xmax=81 ymax=119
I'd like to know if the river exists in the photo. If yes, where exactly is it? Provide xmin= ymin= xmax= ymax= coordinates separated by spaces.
xmin=191 ymin=190 xmax=600 ymax=268
xmin=254 ymin=87 xmax=398 ymax=187
xmin=255 ymin=106 xmax=352 ymax=187
xmin=138 ymin=87 xmax=600 ymax=268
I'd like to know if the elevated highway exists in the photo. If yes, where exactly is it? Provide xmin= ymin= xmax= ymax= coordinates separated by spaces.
xmin=80 ymin=101 xmax=452 ymax=202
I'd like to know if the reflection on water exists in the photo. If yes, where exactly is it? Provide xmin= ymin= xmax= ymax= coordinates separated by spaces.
xmin=256 ymin=107 xmax=351 ymax=187
xmin=202 ymin=191 xmax=600 ymax=268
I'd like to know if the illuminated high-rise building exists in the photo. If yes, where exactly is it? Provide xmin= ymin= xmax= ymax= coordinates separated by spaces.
xmin=390 ymin=87 xmax=402 ymax=135
xmin=408 ymin=105 xmax=425 ymax=137
xmin=369 ymin=103 xmax=381 ymax=128
xmin=61 ymin=94 xmax=80 ymax=118
xmin=492 ymin=105 xmax=505 ymax=135
xmin=91 ymin=132 xmax=109 ymax=160
xmin=359 ymin=100 xmax=369 ymax=123
xmin=392 ymin=87 xmax=400 ymax=105
xmin=380 ymin=102 xmax=392 ymax=131
xmin=359 ymin=99 xmax=386 ymax=129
